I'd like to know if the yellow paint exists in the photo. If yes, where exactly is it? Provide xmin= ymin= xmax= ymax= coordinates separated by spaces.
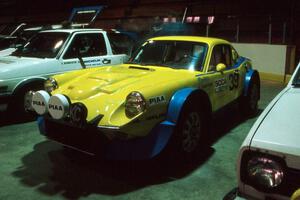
xmin=291 ymin=189 xmax=300 ymax=200
xmin=50 ymin=36 xmax=247 ymax=138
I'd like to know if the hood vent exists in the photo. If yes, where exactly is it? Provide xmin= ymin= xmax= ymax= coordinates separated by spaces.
xmin=129 ymin=66 xmax=152 ymax=71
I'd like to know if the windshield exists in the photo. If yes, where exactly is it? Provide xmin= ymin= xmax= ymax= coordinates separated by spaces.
xmin=128 ymin=40 xmax=208 ymax=71
xmin=11 ymin=32 xmax=69 ymax=58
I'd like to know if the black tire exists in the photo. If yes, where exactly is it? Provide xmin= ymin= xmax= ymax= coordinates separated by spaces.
xmin=240 ymin=81 xmax=259 ymax=117
xmin=167 ymin=98 xmax=208 ymax=161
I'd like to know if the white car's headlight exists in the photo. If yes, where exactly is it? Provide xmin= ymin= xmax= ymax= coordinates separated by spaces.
xmin=125 ymin=91 xmax=146 ymax=118
xmin=44 ymin=78 xmax=58 ymax=93
xmin=242 ymin=152 xmax=285 ymax=191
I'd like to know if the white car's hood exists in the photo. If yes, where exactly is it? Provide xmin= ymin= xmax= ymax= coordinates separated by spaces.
xmin=0 ymin=56 xmax=57 ymax=79
xmin=251 ymin=87 xmax=300 ymax=157
xmin=0 ymin=48 xmax=16 ymax=57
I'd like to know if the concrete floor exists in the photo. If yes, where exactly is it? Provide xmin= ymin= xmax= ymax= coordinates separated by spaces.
xmin=0 ymin=80 xmax=284 ymax=200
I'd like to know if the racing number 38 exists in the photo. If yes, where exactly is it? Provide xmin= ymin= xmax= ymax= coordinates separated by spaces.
xmin=229 ymin=72 xmax=239 ymax=90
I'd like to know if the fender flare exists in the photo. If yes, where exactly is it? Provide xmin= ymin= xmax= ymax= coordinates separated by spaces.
xmin=142 ymin=87 xmax=211 ymax=159
xmin=165 ymin=87 xmax=198 ymax=124
xmin=243 ymin=69 xmax=260 ymax=98
xmin=12 ymin=77 xmax=46 ymax=96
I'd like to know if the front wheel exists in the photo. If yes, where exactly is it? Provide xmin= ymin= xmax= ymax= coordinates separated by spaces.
xmin=167 ymin=100 xmax=208 ymax=161
xmin=9 ymin=85 xmax=43 ymax=119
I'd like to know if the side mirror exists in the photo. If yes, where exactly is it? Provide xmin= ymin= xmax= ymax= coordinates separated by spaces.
xmin=216 ymin=63 xmax=226 ymax=72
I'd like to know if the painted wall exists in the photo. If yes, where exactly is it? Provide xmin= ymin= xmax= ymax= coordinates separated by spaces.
xmin=232 ymin=43 xmax=287 ymax=76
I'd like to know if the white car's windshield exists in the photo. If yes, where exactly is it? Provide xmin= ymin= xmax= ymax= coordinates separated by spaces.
xmin=12 ymin=32 xmax=69 ymax=58
xmin=128 ymin=40 xmax=208 ymax=71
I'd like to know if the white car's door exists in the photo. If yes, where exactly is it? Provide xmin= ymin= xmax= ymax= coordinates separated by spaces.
xmin=59 ymin=32 xmax=123 ymax=71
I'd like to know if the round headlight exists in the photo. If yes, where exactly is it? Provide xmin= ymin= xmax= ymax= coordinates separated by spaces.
xmin=125 ymin=91 xmax=146 ymax=118
xmin=247 ymin=157 xmax=284 ymax=189
xmin=44 ymin=78 xmax=58 ymax=93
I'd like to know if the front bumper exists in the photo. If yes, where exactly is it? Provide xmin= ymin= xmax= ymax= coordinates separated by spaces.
xmin=37 ymin=116 xmax=175 ymax=160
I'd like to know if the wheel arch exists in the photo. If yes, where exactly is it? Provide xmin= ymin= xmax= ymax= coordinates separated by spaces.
xmin=12 ymin=77 xmax=46 ymax=96
xmin=166 ymin=87 xmax=212 ymax=125
xmin=244 ymin=69 xmax=260 ymax=99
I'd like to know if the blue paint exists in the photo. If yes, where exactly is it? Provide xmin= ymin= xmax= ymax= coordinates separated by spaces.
xmin=229 ymin=56 xmax=246 ymax=70
xmin=166 ymin=88 xmax=197 ymax=124
xmin=106 ymin=120 xmax=175 ymax=160
xmin=244 ymin=68 xmax=255 ymax=96
xmin=37 ymin=117 xmax=47 ymax=135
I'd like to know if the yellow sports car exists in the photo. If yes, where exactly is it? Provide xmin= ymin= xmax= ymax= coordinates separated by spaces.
xmin=31 ymin=36 xmax=260 ymax=160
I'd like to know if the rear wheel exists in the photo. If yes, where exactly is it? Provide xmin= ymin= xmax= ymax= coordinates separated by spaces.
xmin=241 ymin=81 xmax=259 ymax=117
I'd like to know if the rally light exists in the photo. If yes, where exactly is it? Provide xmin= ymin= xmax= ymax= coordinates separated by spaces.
xmin=125 ymin=91 xmax=146 ymax=118
xmin=31 ymin=90 xmax=51 ymax=115
xmin=246 ymin=156 xmax=284 ymax=189
xmin=44 ymin=78 xmax=58 ymax=93
xmin=48 ymin=94 xmax=70 ymax=120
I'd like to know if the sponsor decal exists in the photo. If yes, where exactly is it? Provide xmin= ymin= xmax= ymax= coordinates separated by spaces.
xmin=48 ymin=94 xmax=69 ymax=120
xmin=229 ymin=73 xmax=240 ymax=90
xmin=62 ymin=59 xmax=101 ymax=66
xmin=31 ymin=90 xmax=50 ymax=115
xmin=149 ymin=95 xmax=166 ymax=106
xmin=63 ymin=61 xmax=77 ymax=65
xmin=48 ymin=104 xmax=63 ymax=111
xmin=32 ymin=100 xmax=45 ymax=106
xmin=132 ymin=113 xmax=165 ymax=124
xmin=146 ymin=113 xmax=165 ymax=121
xmin=215 ymin=78 xmax=227 ymax=92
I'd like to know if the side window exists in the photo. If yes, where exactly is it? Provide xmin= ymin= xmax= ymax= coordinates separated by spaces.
xmin=63 ymin=33 xmax=107 ymax=59
xmin=231 ymin=47 xmax=239 ymax=64
xmin=209 ymin=45 xmax=223 ymax=71
xmin=223 ymin=45 xmax=233 ymax=67
xmin=108 ymin=33 xmax=134 ymax=55
xmin=209 ymin=44 xmax=233 ymax=71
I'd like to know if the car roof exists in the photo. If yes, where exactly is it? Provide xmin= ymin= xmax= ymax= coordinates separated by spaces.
xmin=40 ymin=28 xmax=106 ymax=34
xmin=150 ymin=36 xmax=230 ymax=46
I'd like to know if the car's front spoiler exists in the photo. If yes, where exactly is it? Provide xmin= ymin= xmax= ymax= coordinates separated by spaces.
xmin=37 ymin=116 xmax=175 ymax=160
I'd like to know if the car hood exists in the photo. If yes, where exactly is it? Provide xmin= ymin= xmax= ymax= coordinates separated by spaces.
xmin=0 ymin=48 xmax=16 ymax=57
xmin=54 ymin=64 xmax=199 ymax=101
xmin=0 ymin=56 xmax=53 ymax=79
xmin=250 ymin=87 xmax=300 ymax=156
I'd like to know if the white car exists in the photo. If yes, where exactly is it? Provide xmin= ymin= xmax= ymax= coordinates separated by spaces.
xmin=227 ymin=62 xmax=300 ymax=200
xmin=0 ymin=28 xmax=132 ymax=115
